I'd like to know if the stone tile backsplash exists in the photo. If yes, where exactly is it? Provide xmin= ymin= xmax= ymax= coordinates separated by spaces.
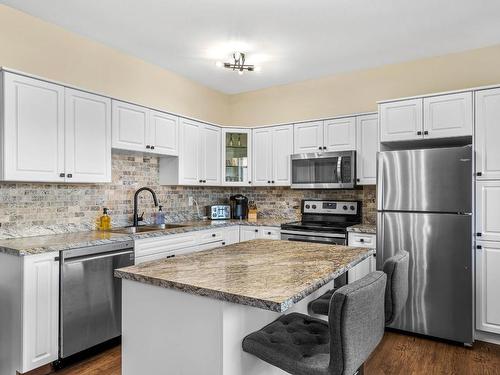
xmin=0 ymin=153 xmax=376 ymax=239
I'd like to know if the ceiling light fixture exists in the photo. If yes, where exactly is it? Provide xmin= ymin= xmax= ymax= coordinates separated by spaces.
xmin=216 ymin=52 xmax=259 ymax=74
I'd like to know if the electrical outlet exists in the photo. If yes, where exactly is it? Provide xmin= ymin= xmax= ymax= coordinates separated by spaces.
xmin=188 ymin=196 xmax=194 ymax=206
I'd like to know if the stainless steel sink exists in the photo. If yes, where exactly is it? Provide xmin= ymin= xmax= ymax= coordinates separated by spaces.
xmin=110 ymin=224 xmax=186 ymax=234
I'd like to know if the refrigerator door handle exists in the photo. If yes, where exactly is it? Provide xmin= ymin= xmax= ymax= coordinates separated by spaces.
xmin=376 ymin=211 xmax=384 ymax=270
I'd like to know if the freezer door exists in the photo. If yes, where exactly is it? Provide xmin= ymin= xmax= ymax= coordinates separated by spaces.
xmin=377 ymin=146 xmax=472 ymax=213
xmin=377 ymin=211 xmax=473 ymax=344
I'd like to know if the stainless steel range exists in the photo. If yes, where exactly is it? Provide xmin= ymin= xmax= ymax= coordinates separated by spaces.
xmin=281 ymin=199 xmax=361 ymax=245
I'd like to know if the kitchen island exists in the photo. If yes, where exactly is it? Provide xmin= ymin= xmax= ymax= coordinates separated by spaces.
xmin=115 ymin=239 xmax=373 ymax=375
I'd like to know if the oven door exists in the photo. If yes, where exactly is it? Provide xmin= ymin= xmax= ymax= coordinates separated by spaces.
xmin=291 ymin=151 xmax=356 ymax=189
xmin=281 ymin=230 xmax=346 ymax=245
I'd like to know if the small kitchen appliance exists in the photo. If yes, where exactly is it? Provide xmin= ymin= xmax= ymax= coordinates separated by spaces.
xmin=230 ymin=194 xmax=248 ymax=219
xmin=208 ymin=204 xmax=231 ymax=220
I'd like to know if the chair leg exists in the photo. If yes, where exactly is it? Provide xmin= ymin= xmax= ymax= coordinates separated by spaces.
xmin=356 ymin=363 xmax=365 ymax=375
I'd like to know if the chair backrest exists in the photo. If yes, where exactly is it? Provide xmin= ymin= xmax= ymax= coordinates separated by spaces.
xmin=328 ymin=271 xmax=386 ymax=375
xmin=383 ymin=251 xmax=409 ymax=325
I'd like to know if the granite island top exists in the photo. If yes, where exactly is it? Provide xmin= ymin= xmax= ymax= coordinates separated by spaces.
xmin=114 ymin=239 xmax=374 ymax=312
xmin=346 ymin=224 xmax=377 ymax=234
xmin=0 ymin=218 xmax=292 ymax=256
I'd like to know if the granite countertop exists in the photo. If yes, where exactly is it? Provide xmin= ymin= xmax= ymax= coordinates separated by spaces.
xmin=114 ymin=239 xmax=374 ymax=312
xmin=0 ymin=218 xmax=292 ymax=256
xmin=347 ymin=224 xmax=377 ymax=234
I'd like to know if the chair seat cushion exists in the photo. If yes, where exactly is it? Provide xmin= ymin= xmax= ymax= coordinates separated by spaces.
xmin=309 ymin=289 xmax=336 ymax=316
xmin=242 ymin=312 xmax=331 ymax=375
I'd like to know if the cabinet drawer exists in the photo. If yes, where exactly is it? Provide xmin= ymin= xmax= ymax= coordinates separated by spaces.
xmin=348 ymin=233 xmax=376 ymax=248
xmin=260 ymin=227 xmax=281 ymax=240
xmin=134 ymin=232 xmax=197 ymax=258
xmin=197 ymin=228 xmax=225 ymax=243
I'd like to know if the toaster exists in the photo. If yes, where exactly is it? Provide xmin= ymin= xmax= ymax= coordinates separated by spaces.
xmin=208 ymin=205 xmax=231 ymax=220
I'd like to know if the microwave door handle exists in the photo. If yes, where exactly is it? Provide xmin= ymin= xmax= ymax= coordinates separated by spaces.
xmin=336 ymin=156 xmax=342 ymax=183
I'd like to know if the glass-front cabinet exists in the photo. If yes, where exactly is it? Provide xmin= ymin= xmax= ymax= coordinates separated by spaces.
xmin=222 ymin=128 xmax=252 ymax=186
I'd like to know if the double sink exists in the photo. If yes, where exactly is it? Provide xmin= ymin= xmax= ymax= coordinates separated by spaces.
xmin=109 ymin=224 xmax=186 ymax=234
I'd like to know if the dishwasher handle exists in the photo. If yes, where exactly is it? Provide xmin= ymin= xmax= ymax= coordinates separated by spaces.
xmin=63 ymin=249 xmax=134 ymax=264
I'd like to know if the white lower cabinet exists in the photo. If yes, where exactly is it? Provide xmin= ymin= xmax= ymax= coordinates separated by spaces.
xmin=22 ymin=252 xmax=60 ymax=372
xmin=347 ymin=232 xmax=376 ymax=283
xmin=476 ymin=241 xmax=500 ymax=334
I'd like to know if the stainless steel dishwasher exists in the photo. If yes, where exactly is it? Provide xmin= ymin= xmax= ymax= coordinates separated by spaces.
xmin=59 ymin=241 xmax=134 ymax=359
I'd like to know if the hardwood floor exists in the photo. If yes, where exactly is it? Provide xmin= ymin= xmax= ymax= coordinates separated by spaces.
xmin=54 ymin=332 xmax=500 ymax=375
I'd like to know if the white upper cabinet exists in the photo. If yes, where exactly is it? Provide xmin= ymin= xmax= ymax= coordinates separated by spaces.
xmin=253 ymin=125 xmax=293 ymax=186
xmin=293 ymin=121 xmax=324 ymax=153
xmin=324 ymin=117 xmax=356 ymax=151
xmin=178 ymin=119 xmax=201 ymax=185
xmin=272 ymin=125 xmax=294 ymax=186
xmin=475 ymin=88 xmax=500 ymax=180
xmin=356 ymin=114 xmax=378 ymax=185
xmin=379 ymin=98 xmax=423 ymax=142
xmin=65 ymin=89 xmax=111 ymax=183
xmin=476 ymin=241 xmax=500 ymax=334
xmin=112 ymin=100 xmax=148 ymax=152
xmin=2 ymin=72 xmax=65 ymax=182
xmin=201 ymin=124 xmax=221 ymax=185
xmin=476 ymin=181 xmax=500 ymax=242
xmin=148 ymin=110 xmax=179 ymax=156
xmin=423 ymin=92 xmax=472 ymax=139
xmin=222 ymin=128 xmax=252 ymax=186
xmin=252 ymin=127 xmax=272 ymax=186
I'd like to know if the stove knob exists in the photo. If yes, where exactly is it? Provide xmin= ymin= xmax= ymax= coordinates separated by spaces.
xmin=312 ymin=205 xmax=317 ymax=209
xmin=343 ymin=205 xmax=348 ymax=210
xmin=305 ymin=204 xmax=310 ymax=209
xmin=350 ymin=205 xmax=355 ymax=211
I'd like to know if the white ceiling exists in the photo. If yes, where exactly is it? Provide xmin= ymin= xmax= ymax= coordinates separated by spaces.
xmin=4 ymin=0 xmax=500 ymax=94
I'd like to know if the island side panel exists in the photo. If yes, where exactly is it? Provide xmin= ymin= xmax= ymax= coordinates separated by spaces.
xmin=121 ymin=279 xmax=224 ymax=375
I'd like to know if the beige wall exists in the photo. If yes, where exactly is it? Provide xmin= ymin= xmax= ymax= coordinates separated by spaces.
xmin=228 ymin=44 xmax=500 ymax=126
xmin=0 ymin=5 xmax=229 ymax=125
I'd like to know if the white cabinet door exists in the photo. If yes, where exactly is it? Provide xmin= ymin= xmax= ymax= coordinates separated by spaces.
xmin=223 ymin=226 xmax=240 ymax=245
xmin=179 ymin=119 xmax=201 ymax=185
xmin=240 ymin=226 xmax=260 ymax=241
xmin=22 ymin=252 xmax=59 ymax=372
xmin=476 ymin=241 xmax=500 ymax=334
xmin=201 ymin=124 xmax=221 ymax=185
xmin=111 ymin=100 xmax=148 ymax=152
xmin=347 ymin=257 xmax=372 ymax=284
xmin=475 ymin=88 xmax=500 ymax=180
xmin=3 ymin=72 xmax=65 ymax=182
xmin=423 ymin=92 xmax=472 ymax=139
xmin=356 ymin=114 xmax=378 ymax=185
xmin=259 ymin=227 xmax=281 ymax=240
xmin=252 ymin=127 xmax=273 ymax=186
xmin=379 ymin=99 xmax=423 ymax=142
xmin=65 ymin=89 xmax=111 ymax=183
xmin=324 ymin=117 xmax=356 ymax=152
xmin=149 ymin=110 xmax=179 ymax=156
xmin=476 ymin=181 xmax=500 ymax=242
xmin=293 ymin=121 xmax=324 ymax=153
xmin=272 ymin=125 xmax=293 ymax=186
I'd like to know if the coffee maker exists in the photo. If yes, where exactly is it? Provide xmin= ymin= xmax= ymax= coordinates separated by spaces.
xmin=229 ymin=194 xmax=248 ymax=219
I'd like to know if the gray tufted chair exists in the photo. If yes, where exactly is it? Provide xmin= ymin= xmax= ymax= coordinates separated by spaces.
xmin=242 ymin=271 xmax=387 ymax=375
xmin=309 ymin=251 xmax=409 ymax=326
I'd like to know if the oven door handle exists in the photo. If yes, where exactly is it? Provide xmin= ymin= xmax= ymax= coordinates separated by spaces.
xmin=280 ymin=230 xmax=346 ymax=238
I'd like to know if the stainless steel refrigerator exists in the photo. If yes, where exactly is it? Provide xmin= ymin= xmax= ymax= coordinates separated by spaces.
xmin=377 ymin=145 xmax=473 ymax=345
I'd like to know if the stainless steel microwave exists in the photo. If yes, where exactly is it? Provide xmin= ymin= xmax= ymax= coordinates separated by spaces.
xmin=290 ymin=150 xmax=356 ymax=189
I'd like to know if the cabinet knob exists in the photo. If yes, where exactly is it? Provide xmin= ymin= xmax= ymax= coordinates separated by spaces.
xmin=477 ymin=232 xmax=482 ymax=237
xmin=477 ymin=245 xmax=482 ymax=249
xmin=59 ymin=173 xmax=65 ymax=178
xmin=199 ymin=179 xmax=203 ymax=183
xmin=318 ymin=146 xmax=322 ymax=150
xmin=203 ymin=180 xmax=207 ymax=183
xmin=359 ymin=238 xmax=365 ymax=243
xmin=271 ymin=181 xmax=275 ymax=184
xmin=254 ymin=229 xmax=259 ymax=233
xmin=146 ymin=145 xmax=151 ymax=149
xmin=356 ymin=178 xmax=360 ymax=182
xmin=212 ymin=233 xmax=216 ymax=237
xmin=423 ymin=131 xmax=429 ymax=135
xmin=222 ymin=242 xmax=226 ymax=245
xmin=477 ymin=172 xmax=482 ymax=177
xmin=248 ymin=181 xmax=252 ymax=184
xmin=67 ymin=174 xmax=72 ymax=178
xmin=267 ymin=180 xmax=271 ymax=184
xmin=417 ymin=131 xmax=422 ymax=135
xmin=267 ymin=232 xmax=272 ymax=235
xmin=322 ymin=146 xmax=327 ymax=150
xmin=151 ymin=146 xmax=155 ymax=150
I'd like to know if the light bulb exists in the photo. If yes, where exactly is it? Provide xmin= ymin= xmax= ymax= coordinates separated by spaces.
xmin=238 ymin=70 xmax=244 ymax=76
xmin=215 ymin=61 xmax=223 ymax=68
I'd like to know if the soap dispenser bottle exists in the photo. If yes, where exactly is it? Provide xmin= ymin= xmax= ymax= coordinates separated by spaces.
xmin=155 ymin=205 xmax=165 ymax=225
xmin=99 ymin=208 xmax=111 ymax=230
